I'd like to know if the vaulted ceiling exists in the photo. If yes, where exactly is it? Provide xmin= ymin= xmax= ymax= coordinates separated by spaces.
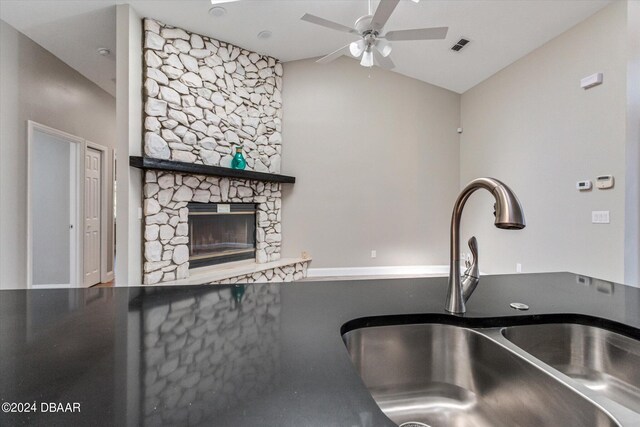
xmin=0 ymin=0 xmax=611 ymax=96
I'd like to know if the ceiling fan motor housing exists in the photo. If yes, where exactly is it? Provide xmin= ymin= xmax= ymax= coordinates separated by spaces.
xmin=354 ymin=15 xmax=374 ymax=34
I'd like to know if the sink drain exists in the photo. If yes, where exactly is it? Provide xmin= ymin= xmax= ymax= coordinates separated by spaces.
xmin=399 ymin=423 xmax=431 ymax=427
xmin=510 ymin=302 xmax=529 ymax=311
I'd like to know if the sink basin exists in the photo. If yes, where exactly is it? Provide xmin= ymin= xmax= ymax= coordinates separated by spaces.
xmin=343 ymin=323 xmax=618 ymax=427
xmin=503 ymin=323 xmax=640 ymax=413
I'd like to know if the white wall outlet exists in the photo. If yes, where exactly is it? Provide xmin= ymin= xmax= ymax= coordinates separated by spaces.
xmin=592 ymin=211 xmax=610 ymax=224
xmin=516 ymin=263 xmax=522 ymax=273
xmin=370 ymin=250 xmax=377 ymax=258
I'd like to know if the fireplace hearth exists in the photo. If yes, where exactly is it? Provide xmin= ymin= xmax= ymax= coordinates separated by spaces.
xmin=188 ymin=203 xmax=257 ymax=268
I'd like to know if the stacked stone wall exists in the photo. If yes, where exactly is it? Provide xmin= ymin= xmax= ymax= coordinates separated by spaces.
xmin=143 ymin=19 xmax=283 ymax=171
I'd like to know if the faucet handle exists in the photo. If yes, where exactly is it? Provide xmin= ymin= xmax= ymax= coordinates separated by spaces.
xmin=463 ymin=236 xmax=479 ymax=279
xmin=468 ymin=236 xmax=478 ymax=259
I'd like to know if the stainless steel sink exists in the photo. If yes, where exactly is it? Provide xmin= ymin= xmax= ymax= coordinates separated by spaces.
xmin=502 ymin=323 xmax=640 ymax=414
xmin=343 ymin=323 xmax=618 ymax=427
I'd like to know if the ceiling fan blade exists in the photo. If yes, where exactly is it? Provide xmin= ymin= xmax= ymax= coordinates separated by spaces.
xmin=372 ymin=47 xmax=395 ymax=70
xmin=371 ymin=0 xmax=400 ymax=31
xmin=301 ymin=13 xmax=358 ymax=34
xmin=316 ymin=44 xmax=352 ymax=64
xmin=384 ymin=26 xmax=448 ymax=41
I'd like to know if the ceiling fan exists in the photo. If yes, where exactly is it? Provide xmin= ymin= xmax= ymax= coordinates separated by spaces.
xmin=301 ymin=0 xmax=448 ymax=69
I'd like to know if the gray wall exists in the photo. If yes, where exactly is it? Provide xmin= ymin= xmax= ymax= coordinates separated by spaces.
xmin=115 ymin=5 xmax=143 ymax=286
xmin=281 ymin=57 xmax=461 ymax=268
xmin=624 ymin=0 xmax=640 ymax=286
xmin=459 ymin=1 xmax=627 ymax=283
xmin=0 ymin=20 xmax=117 ymax=289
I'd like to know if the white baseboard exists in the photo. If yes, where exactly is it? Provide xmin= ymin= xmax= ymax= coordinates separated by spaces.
xmin=31 ymin=284 xmax=78 ymax=289
xmin=306 ymin=265 xmax=449 ymax=278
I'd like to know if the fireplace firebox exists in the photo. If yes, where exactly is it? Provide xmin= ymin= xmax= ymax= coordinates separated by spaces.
xmin=187 ymin=203 xmax=256 ymax=268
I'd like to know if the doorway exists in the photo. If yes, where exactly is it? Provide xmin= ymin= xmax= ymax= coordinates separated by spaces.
xmin=28 ymin=121 xmax=113 ymax=288
xmin=28 ymin=123 xmax=82 ymax=287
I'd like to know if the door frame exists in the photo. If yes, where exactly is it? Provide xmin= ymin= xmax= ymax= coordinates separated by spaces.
xmin=27 ymin=121 xmax=85 ymax=288
xmin=85 ymin=141 xmax=111 ymax=284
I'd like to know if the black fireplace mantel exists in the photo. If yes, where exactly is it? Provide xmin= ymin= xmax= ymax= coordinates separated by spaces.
xmin=130 ymin=156 xmax=295 ymax=184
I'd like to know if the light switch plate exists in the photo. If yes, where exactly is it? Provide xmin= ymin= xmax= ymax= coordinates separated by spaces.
xmin=592 ymin=211 xmax=610 ymax=224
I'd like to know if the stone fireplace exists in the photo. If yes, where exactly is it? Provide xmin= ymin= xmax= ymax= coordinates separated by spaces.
xmin=140 ymin=19 xmax=309 ymax=285
xmin=142 ymin=170 xmax=288 ymax=284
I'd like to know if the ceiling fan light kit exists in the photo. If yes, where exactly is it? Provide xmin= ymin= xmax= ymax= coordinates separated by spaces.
xmin=349 ymin=39 xmax=365 ymax=57
xmin=301 ymin=0 xmax=447 ymax=70
xmin=376 ymin=39 xmax=392 ymax=57
xmin=361 ymin=48 xmax=374 ymax=67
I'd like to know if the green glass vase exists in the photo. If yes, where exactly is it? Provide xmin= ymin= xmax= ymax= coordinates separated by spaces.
xmin=231 ymin=146 xmax=246 ymax=170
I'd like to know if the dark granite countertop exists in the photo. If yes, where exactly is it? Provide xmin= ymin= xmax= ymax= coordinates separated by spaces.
xmin=1 ymin=272 xmax=640 ymax=426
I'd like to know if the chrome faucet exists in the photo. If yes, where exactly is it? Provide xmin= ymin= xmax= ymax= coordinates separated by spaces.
xmin=446 ymin=178 xmax=525 ymax=314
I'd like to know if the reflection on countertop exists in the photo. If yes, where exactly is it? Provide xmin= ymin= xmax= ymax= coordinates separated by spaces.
xmin=138 ymin=284 xmax=281 ymax=426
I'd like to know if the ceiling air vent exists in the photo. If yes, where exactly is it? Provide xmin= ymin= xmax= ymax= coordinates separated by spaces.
xmin=451 ymin=38 xmax=470 ymax=52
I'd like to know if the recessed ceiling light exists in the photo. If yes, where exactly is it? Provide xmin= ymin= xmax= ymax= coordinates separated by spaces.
xmin=257 ymin=30 xmax=272 ymax=40
xmin=97 ymin=48 xmax=111 ymax=56
xmin=210 ymin=0 xmax=240 ymax=4
xmin=208 ymin=6 xmax=227 ymax=17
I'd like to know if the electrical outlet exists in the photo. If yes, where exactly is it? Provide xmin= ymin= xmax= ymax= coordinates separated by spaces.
xmin=516 ymin=263 xmax=522 ymax=273
xmin=370 ymin=250 xmax=377 ymax=259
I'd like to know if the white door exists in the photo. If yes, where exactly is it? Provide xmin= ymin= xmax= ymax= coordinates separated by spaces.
xmin=84 ymin=147 xmax=101 ymax=286
xmin=30 ymin=127 xmax=80 ymax=286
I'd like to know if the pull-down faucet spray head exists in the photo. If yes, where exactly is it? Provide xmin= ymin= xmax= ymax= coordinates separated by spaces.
xmin=492 ymin=184 xmax=526 ymax=230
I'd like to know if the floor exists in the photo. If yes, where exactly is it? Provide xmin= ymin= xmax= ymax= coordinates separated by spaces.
xmin=92 ymin=280 xmax=114 ymax=288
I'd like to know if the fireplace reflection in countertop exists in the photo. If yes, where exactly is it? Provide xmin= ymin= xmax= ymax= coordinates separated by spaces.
xmin=139 ymin=284 xmax=281 ymax=426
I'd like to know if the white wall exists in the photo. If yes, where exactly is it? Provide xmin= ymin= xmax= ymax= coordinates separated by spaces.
xmin=281 ymin=57 xmax=460 ymax=269
xmin=459 ymin=1 xmax=628 ymax=283
xmin=0 ymin=20 xmax=117 ymax=290
xmin=115 ymin=5 xmax=143 ymax=286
